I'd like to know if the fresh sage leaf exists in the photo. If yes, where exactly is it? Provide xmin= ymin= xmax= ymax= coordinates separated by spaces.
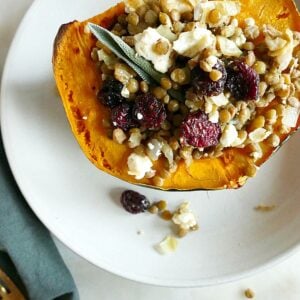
xmin=98 ymin=25 xmax=164 ymax=82
xmin=88 ymin=22 xmax=185 ymax=102
xmin=88 ymin=23 xmax=155 ymax=84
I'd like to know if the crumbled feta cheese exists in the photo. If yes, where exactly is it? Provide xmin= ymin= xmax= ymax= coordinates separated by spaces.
xmin=220 ymin=124 xmax=238 ymax=147
xmin=194 ymin=1 xmax=240 ymax=27
xmin=265 ymin=37 xmax=287 ymax=51
xmin=206 ymin=55 xmax=218 ymax=67
xmin=146 ymin=139 xmax=163 ymax=161
xmin=231 ymin=33 xmax=246 ymax=47
xmin=249 ymin=128 xmax=271 ymax=143
xmin=173 ymin=28 xmax=215 ymax=58
xmin=206 ymin=93 xmax=228 ymax=107
xmin=250 ymin=143 xmax=263 ymax=160
xmin=156 ymin=25 xmax=177 ymax=42
xmin=231 ymin=131 xmax=247 ymax=147
xmin=205 ymin=101 xmax=213 ymax=114
xmin=264 ymin=28 xmax=295 ymax=72
xmin=113 ymin=128 xmax=127 ymax=144
xmin=172 ymin=201 xmax=197 ymax=231
xmin=128 ymin=131 xmax=142 ymax=148
xmin=160 ymin=0 xmax=193 ymax=14
xmin=134 ymin=28 xmax=173 ymax=73
xmin=244 ymin=18 xmax=255 ymax=27
xmin=209 ymin=106 xmax=219 ymax=123
xmin=161 ymin=142 xmax=174 ymax=165
xmin=155 ymin=235 xmax=178 ymax=254
xmin=276 ymin=30 xmax=295 ymax=72
xmin=127 ymin=153 xmax=153 ymax=180
xmin=217 ymin=36 xmax=242 ymax=57
xmin=282 ymin=105 xmax=300 ymax=128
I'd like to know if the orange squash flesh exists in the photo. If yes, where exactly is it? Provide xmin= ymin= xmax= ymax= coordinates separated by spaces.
xmin=53 ymin=0 xmax=300 ymax=190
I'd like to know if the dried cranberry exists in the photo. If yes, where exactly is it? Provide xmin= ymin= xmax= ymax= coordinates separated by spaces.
xmin=111 ymin=103 xmax=137 ymax=131
xmin=121 ymin=190 xmax=150 ymax=214
xmin=192 ymin=60 xmax=227 ymax=97
xmin=225 ymin=60 xmax=259 ymax=100
xmin=97 ymin=79 xmax=125 ymax=108
xmin=133 ymin=93 xmax=166 ymax=130
xmin=180 ymin=111 xmax=221 ymax=148
xmin=102 ymin=79 xmax=123 ymax=94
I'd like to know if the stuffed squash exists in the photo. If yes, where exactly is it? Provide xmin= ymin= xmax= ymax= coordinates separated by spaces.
xmin=53 ymin=0 xmax=300 ymax=190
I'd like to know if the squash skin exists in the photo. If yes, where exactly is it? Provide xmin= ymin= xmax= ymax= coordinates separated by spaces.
xmin=53 ymin=1 xmax=300 ymax=190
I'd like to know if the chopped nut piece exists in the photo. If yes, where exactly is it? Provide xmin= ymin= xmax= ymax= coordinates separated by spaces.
xmin=113 ymin=128 xmax=127 ymax=144
xmin=217 ymin=36 xmax=242 ymax=57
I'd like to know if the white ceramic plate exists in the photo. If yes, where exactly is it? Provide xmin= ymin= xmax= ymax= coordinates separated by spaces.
xmin=1 ymin=0 xmax=300 ymax=288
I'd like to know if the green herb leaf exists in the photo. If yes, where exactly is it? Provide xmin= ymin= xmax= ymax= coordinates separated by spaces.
xmin=88 ymin=23 xmax=155 ymax=84
xmin=88 ymin=23 xmax=185 ymax=102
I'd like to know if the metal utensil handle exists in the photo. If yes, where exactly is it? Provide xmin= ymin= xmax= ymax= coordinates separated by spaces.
xmin=0 ymin=268 xmax=25 ymax=300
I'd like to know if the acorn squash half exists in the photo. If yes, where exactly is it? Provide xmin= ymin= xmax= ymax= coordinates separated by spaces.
xmin=53 ymin=0 xmax=300 ymax=190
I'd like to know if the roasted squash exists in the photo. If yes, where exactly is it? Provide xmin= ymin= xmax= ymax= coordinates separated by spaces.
xmin=53 ymin=0 xmax=300 ymax=190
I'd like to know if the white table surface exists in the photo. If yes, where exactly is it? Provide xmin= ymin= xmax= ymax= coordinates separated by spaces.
xmin=1 ymin=1 xmax=300 ymax=299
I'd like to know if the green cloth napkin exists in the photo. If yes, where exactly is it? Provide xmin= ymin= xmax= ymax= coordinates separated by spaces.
xmin=0 ymin=133 xmax=79 ymax=300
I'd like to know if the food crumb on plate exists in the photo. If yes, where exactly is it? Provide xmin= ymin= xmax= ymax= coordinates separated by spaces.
xmin=155 ymin=235 xmax=178 ymax=254
xmin=254 ymin=204 xmax=276 ymax=212
xmin=244 ymin=288 xmax=255 ymax=298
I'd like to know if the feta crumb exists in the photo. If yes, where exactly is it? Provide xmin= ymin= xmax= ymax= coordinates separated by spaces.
xmin=206 ymin=93 xmax=228 ymax=107
xmin=160 ymin=0 xmax=193 ymax=14
xmin=208 ymin=106 xmax=219 ymax=123
xmin=155 ymin=235 xmax=178 ymax=254
xmin=206 ymin=55 xmax=218 ymax=67
xmin=217 ymin=36 xmax=242 ymax=57
xmin=220 ymin=124 xmax=238 ymax=147
xmin=173 ymin=28 xmax=215 ymax=58
xmin=113 ymin=128 xmax=127 ymax=144
xmin=244 ymin=18 xmax=255 ymax=27
xmin=172 ymin=201 xmax=197 ymax=231
xmin=249 ymin=128 xmax=271 ymax=143
xmin=146 ymin=139 xmax=163 ymax=161
xmin=156 ymin=25 xmax=177 ymax=42
xmin=134 ymin=28 xmax=173 ymax=73
xmin=127 ymin=153 xmax=153 ymax=180
xmin=128 ymin=131 xmax=142 ymax=148
xmin=194 ymin=1 xmax=240 ymax=27
xmin=282 ymin=105 xmax=300 ymax=128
